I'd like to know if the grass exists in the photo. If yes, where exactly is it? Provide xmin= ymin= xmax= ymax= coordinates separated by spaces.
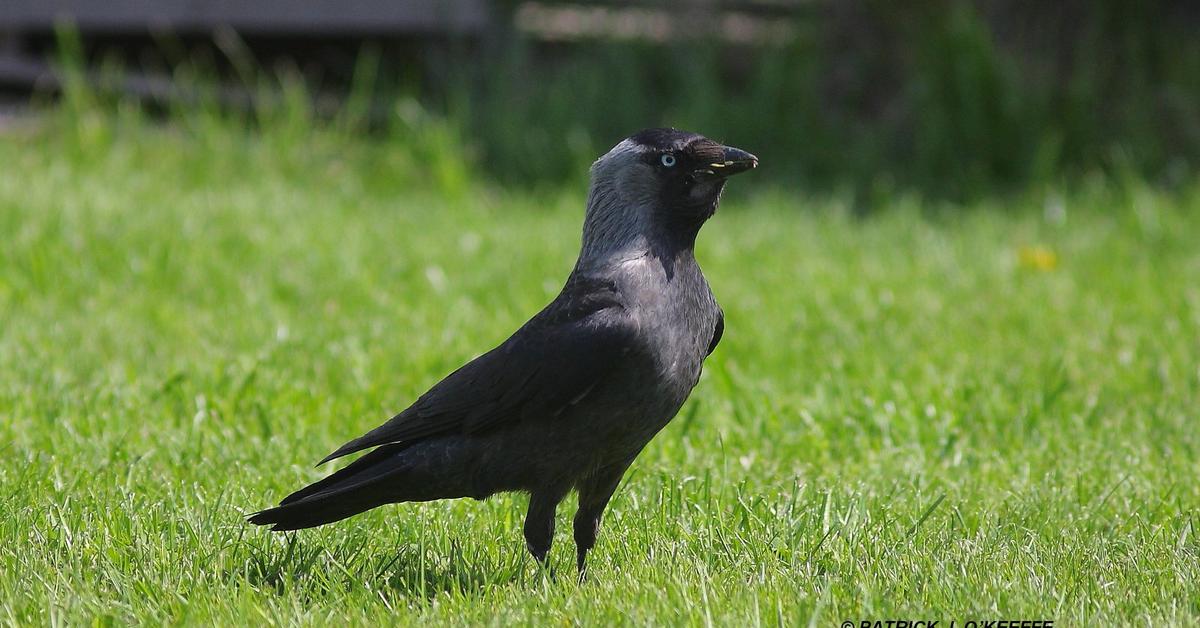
xmin=1 ymin=108 xmax=1199 ymax=625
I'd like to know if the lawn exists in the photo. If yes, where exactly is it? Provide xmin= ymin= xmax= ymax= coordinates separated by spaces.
xmin=2 ymin=112 xmax=1199 ymax=625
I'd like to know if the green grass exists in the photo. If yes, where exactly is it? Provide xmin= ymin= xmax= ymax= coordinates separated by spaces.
xmin=2 ymin=110 xmax=1199 ymax=625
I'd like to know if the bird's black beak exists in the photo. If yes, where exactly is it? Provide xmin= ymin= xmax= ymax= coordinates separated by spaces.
xmin=700 ymin=146 xmax=758 ymax=178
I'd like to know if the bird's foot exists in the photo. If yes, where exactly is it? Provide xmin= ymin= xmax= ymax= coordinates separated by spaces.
xmin=576 ymin=549 xmax=589 ymax=583
xmin=527 ymin=543 xmax=557 ymax=581
xmin=527 ymin=541 xmax=551 ymax=564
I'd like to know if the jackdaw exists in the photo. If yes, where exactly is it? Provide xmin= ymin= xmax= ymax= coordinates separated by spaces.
xmin=248 ymin=128 xmax=758 ymax=576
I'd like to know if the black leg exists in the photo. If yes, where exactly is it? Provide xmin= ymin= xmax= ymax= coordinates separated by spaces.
xmin=573 ymin=459 xmax=634 ymax=580
xmin=524 ymin=489 xmax=565 ymax=565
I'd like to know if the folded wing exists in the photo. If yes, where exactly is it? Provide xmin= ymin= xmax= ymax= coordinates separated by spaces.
xmin=318 ymin=277 xmax=637 ymax=465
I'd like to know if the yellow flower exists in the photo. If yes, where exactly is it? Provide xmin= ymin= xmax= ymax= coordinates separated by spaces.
xmin=1018 ymin=245 xmax=1058 ymax=271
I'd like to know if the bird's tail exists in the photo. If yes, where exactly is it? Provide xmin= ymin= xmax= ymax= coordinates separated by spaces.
xmin=248 ymin=444 xmax=420 ymax=531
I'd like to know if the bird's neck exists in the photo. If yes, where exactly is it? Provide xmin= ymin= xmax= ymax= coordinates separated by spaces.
xmin=576 ymin=190 xmax=701 ymax=275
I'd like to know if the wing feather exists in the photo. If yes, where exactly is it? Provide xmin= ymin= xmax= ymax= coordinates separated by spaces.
xmin=318 ymin=277 xmax=635 ymax=465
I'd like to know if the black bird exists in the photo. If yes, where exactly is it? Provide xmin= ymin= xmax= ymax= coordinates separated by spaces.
xmin=249 ymin=128 xmax=758 ymax=576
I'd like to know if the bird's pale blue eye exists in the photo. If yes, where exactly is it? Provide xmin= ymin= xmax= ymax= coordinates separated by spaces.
xmin=660 ymin=154 xmax=676 ymax=167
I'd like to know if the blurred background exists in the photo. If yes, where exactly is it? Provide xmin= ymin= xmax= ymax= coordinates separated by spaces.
xmin=3 ymin=0 xmax=1198 ymax=201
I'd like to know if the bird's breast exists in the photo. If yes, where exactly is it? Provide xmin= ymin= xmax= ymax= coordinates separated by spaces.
xmin=604 ymin=255 xmax=719 ymax=392
xmin=638 ymin=287 xmax=717 ymax=390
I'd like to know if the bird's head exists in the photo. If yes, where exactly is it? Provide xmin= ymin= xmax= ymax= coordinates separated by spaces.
xmin=581 ymin=128 xmax=758 ymax=261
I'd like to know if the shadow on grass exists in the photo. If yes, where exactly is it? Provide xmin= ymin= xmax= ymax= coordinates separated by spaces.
xmin=236 ymin=533 xmax=529 ymax=600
